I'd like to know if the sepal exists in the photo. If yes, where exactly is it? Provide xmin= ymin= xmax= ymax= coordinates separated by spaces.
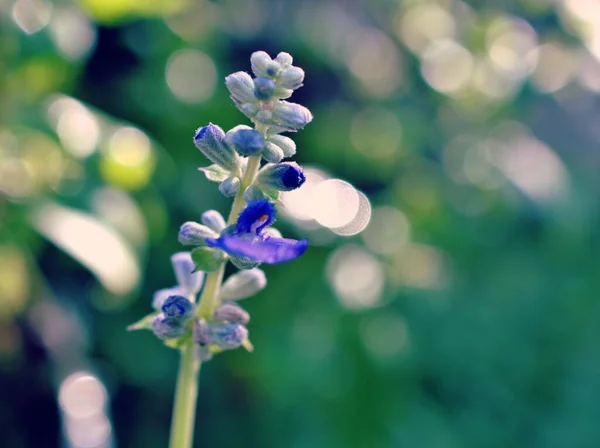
xmin=199 ymin=164 xmax=230 ymax=182
xmin=127 ymin=311 xmax=159 ymax=331
xmin=191 ymin=247 xmax=227 ymax=272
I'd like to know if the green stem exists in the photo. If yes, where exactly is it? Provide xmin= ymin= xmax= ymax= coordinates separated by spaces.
xmin=167 ymin=154 xmax=262 ymax=448
xmin=168 ymin=341 xmax=200 ymax=448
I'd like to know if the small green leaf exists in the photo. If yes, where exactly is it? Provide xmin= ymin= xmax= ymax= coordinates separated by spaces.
xmin=191 ymin=247 xmax=226 ymax=272
xmin=127 ymin=312 xmax=159 ymax=331
xmin=163 ymin=334 xmax=190 ymax=349
xmin=199 ymin=164 xmax=230 ymax=182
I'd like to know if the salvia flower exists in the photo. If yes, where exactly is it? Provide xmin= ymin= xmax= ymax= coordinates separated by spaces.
xmin=256 ymin=162 xmax=306 ymax=192
xmin=205 ymin=200 xmax=308 ymax=264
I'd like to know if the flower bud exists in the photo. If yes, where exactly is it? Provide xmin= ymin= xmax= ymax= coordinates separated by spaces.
xmin=212 ymin=302 xmax=250 ymax=325
xmin=256 ymin=162 xmax=306 ymax=191
xmin=152 ymin=286 xmax=185 ymax=310
xmin=152 ymin=314 xmax=186 ymax=340
xmin=161 ymin=295 xmax=195 ymax=320
xmin=268 ymin=135 xmax=296 ymax=158
xmin=201 ymin=210 xmax=226 ymax=233
xmin=262 ymin=142 xmax=284 ymax=163
xmin=178 ymin=222 xmax=219 ymax=245
xmin=219 ymin=176 xmax=240 ymax=197
xmin=250 ymin=51 xmax=272 ymax=78
xmin=171 ymin=252 xmax=204 ymax=295
xmin=225 ymin=71 xmax=257 ymax=104
xmin=275 ymin=52 xmax=293 ymax=67
xmin=194 ymin=123 xmax=238 ymax=171
xmin=208 ymin=323 xmax=248 ymax=350
xmin=225 ymin=125 xmax=265 ymax=156
xmin=271 ymin=101 xmax=313 ymax=132
xmin=279 ymin=67 xmax=305 ymax=90
xmin=254 ymin=76 xmax=277 ymax=101
xmin=221 ymin=268 xmax=267 ymax=300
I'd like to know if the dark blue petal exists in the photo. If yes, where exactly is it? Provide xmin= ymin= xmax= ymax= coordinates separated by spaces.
xmin=235 ymin=200 xmax=276 ymax=235
xmin=206 ymin=234 xmax=307 ymax=264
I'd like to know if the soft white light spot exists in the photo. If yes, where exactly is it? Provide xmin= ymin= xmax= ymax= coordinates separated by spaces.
xmin=65 ymin=413 xmax=111 ymax=448
xmin=327 ymin=245 xmax=384 ymax=310
xmin=345 ymin=28 xmax=403 ymax=97
xmin=486 ymin=17 xmax=538 ymax=80
xmin=48 ymin=98 xmax=99 ymax=158
xmin=166 ymin=49 xmax=217 ymax=103
xmin=281 ymin=167 xmax=329 ymax=222
xmin=30 ymin=202 xmax=140 ymax=294
xmin=331 ymin=192 xmax=371 ymax=236
xmin=421 ymin=40 xmax=474 ymax=94
xmin=48 ymin=8 xmax=96 ymax=61
xmin=531 ymin=43 xmax=575 ymax=93
xmin=11 ymin=0 xmax=51 ymax=34
xmin=362 ymin=207 xmax=410 ymax=254
xmin=59 ymin=372 xmax=107 ymax=419
xmin=313 ymin=179 xmax=359 ymax=229
xmin=497 ymin=135 xmax=568 ymax=202
xmin=396 ymin=3 xmax=456 ymax=55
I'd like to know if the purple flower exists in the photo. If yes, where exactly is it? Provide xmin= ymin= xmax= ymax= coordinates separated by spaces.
xmin=205 ymin=200 xmax=307 ymax=264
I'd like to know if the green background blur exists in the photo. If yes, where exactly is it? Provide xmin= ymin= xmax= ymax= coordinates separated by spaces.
xmin=2 ymin=0 xmax=600 ymax=447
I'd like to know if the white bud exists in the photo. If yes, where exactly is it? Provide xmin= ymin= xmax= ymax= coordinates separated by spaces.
xmin=221 ymin=268 xmax=267 ymax=300
xmin=250 ymin=51 xmax=272 ymax=77
xmin=171 ymin=252 xmax=204 ymax=295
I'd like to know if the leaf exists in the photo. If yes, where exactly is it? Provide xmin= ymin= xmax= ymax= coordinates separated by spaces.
xmin=199 ymin=164 xmax=230 ymax=182
xmin=191 ymin=247 xmax=226 ymax=272
xmin=127 ymin=312 xmax=158 ymax=331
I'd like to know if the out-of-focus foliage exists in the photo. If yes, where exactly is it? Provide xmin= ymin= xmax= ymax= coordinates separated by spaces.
xmin=1 ymin=0 xmax=600 ymax=447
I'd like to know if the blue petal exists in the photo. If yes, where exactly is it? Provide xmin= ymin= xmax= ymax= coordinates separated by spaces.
xmin=236 ymin=200 xmax=276 ymax=235
xmin=206 ymin=234 xmax=307 ymax=264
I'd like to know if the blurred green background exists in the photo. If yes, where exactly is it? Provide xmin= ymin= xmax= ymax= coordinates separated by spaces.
xmin=2 ymin=0 xmax=600 ymax=447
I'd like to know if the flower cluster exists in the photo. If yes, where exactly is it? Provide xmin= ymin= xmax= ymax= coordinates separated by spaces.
xmin=129 ymin=51 xmax=311 ymax=360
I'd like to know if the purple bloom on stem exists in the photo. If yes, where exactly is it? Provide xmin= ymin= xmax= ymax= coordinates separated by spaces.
xmin=205 ymin=200 xmax=307 ymax=264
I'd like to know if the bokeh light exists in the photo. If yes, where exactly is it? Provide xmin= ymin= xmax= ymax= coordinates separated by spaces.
xmin=165 ymin=49 xmax=217 ymax=103
xmin=327 ymin=245 xmax=384 ymax=310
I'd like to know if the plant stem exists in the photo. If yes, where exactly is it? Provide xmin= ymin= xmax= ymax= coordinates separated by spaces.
xmin=168 ymin=154 xmax=262 ymax=448
xmin=168 ymin=341 xmax=200 ymax=448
